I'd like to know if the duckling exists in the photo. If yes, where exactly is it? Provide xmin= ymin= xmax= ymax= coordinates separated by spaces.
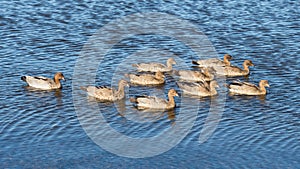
xmin=172 ymin=67 xmax=214 ymax=82
xmin=216 ymin=60 xmax=254 ymax=77
xmin=80 ymin=80 xmax=129 ymax=101
xmin=132 ymin=58 xmax=176 ymax=72
xmin=125 ymin=71 xmax=165 ymax=85
xmin=21 ymin=72 xmax=65 ymax=90
xmin=192 ymin=54 xmax=232 ymax=67
xmin=226 ymin=80 xmax=270 ymax=95
xmin=130 ymin=89 xmax=178 ymax=110
xmin=177 ymin=80 xmax=219 ymax=97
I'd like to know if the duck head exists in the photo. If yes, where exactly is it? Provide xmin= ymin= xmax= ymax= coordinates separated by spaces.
xmin=119 ymin=79 xmax=130 ymax=87
xmin=244 ymin=60 xmax=254 ymax=67
xmin=169 ymin=88 xmax=179 ymax=97
xmin=55 ymin=72 xmax=66 ymax=81
xmin=224 ymin=54 xmax=233 ymax=60
xmin=168 ymin=58 xmax=177 ymax=65
xmin=260 ymin=80 xmax=270 ymax=88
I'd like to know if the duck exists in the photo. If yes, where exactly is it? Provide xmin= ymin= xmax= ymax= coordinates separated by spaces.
xmin=216 ymin=60 xmax=254 ymax=77
xmin=177 ymin=80 xmax=219 ymax=97
xmin=192 ymin=54 xmax=233 ymax=67
xmin=80 ymin=79 xmax=129 ymax=101
xmin=125 ymin=71 xmax=165 ymax=85
xmin=21 ymin=72 xmax=65 ymax=90
xmin=226 ymin=80 xmax=270 ymax=95
xmin=172 ymin=67 xmax=214 ymax=82
xmin=130 ymin=89 xmax=178 ymax=110
xmin=132 ymin=58 xmax=176 ymax=72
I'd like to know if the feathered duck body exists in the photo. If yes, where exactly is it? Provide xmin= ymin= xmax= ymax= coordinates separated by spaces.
xmin=21 ymin=72 xmax=65 ymax=90
xmin=192 ymin=54 xmax=232 ymax=67
xmin=80 ymin=80 xmax=129 ymax=101
xmin=177 ymin=80 xmax=219 ymax=97
xmin=130 ymin=89 xmax=178 ymax=110
xmin=172 ymin=67 xmax=214 ymax=82
xmin=227 ymin=80 xmax=270 ymax=95
xmin=132 ymin=58 xmax=176 ymax=72
xmin=215 ymin=60 xmax=254 ymax=77
xmin=125 ymin=71 xmax=165 ymax=85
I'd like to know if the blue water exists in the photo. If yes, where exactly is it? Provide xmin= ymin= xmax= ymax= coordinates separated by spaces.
xmin=1 ymin=0 xmax=299 ymax=168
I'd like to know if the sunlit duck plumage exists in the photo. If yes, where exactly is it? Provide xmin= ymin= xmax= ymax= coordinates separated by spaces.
xmin=132 ymin=58 xmax=176 ymax=72
xmin=192 ymin=54 xmax=233 ymax=67
xmin=80 ymin=80 xmax=129 ymax=101
xmin=226 ymin=80 xmax=270 ymax=95
xmin=21 ymin=72 xmax=65 ymax=90
xmin=125 ymin=71 xmax=165 ymax=85
xmin=177 ymin=80 xmax=219 ymax=97
xmin=130 ymin=89 xmax=179 ymax=110
xmin=172 ymin=67 xmax=214 ymax=82
xmin=216 ymin=60 xmax=254 ymax=77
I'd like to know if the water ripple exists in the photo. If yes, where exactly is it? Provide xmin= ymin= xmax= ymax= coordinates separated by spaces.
xmin=1 ymin=0 xmax=299 ymax=168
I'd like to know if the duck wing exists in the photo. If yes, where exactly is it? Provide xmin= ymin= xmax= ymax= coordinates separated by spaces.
xmin=226 ymin=65 xmax=242 ymax=72
xmin=230 ymin=80 xmax=259 ymax=89
xmin=85 ymin=86 xmax=115 ymax=100
xmin=136 ymin=95 xmax=167 ymax=109
xmin=220 ymin=65 xmax=245 ymax=76
xmin=192 ymin=58 xmax=219 ymax=64
xmin=33 ymin=76 xmax=49 ymax=81
xmin=199 ymin=80 xmax=211 ymax=91
xmin=178 ymin=80 xmax=216 ymax=96
xmin=174 ymin=70 xmax=204 ymax=81
xmin=192 ymin=58 xmax=225 ymax=67
xmin=133 ymin=63 xmax=167 ymax=72
xmin=177 ymin=81 xmax=210 ymax=94
xmin=135 ymin=73 xmax=155 ymax=79
xmin=228 ymin=80 xmax=260 ymax=94
xmin=177 ymin=81 xmax=198 ymax=89
xmin=187 ymin=70 xmax=202 ymax=79
xmin=128 ymin=73 xmax=163 ymax=85
xmin=22 ymin=75 xmax=53 ymax=89
xmin=241 ymin=81 xmax=259 ymax=90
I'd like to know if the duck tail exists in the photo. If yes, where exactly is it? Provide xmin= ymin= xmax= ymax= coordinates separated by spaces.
xmin=80 ymin=86 xmax=88 ymax=91
xmin=172 ymin=70 xmax=179 ymax=76
xmin=129 ymin=97 xmax=137 ymax=103
xmin=224 ymin=83 xmax=230 ymax=89
xmin=192 ymin=60 xmax=199 ymax=65
xmin=132 ymin=64 xmax=138 ymax=68
xmin=21 ymin=76 xmax=27 ymax=82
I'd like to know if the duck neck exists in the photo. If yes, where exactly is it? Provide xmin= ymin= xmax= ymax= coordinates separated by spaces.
xmin=210 ymin=84 xmax=217 ymax=95
xmin=243 ymin=64 xmax=250 ymax=73
xmin=116 ymin=84 xmax=126 ymax=97
xmin=53 ymin=76 xmax=61 ymax=87
xmin=167 ymin=94 xmax=175 ymax=108
xmin=224 ymin=57 xmax=230 ymax=66
xmin=167 ymin=61 xmax=173 ymax=68
xmin=259 ymin=82 xmax=267 ymax=94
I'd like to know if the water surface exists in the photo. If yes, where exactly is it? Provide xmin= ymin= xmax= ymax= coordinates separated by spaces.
xmin=1 ymin=0 xmax=299 ymax=168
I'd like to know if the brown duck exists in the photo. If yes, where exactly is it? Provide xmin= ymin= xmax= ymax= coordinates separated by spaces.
xmin=226 ymin=80 xmax=270 ymax=95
